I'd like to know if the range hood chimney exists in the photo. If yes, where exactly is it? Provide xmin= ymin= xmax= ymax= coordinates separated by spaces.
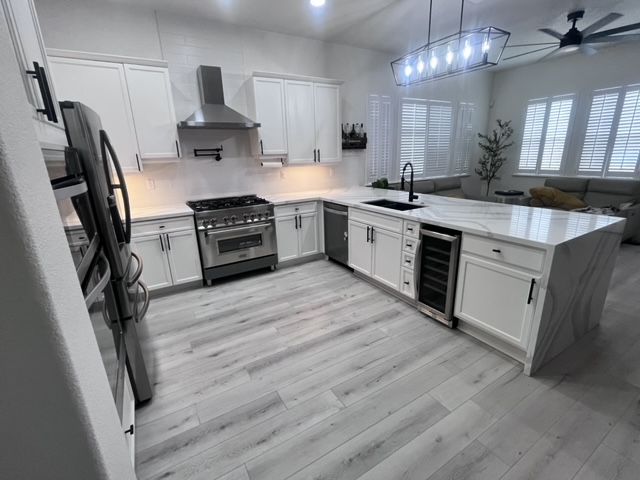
xmin=178 ymin=66 xmax=260 ymax=130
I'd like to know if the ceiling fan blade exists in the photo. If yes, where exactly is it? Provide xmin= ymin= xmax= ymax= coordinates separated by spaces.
xmin=581 ymin=13 xmax=623 ymax=36
xmin=539 ymin=28 xmax=565 ymax=40
xmin=504 ymin=46 xmax=557 ymax=61
xmin=505 ymin=42 xmax=558 ymax=48
xmin=536 ymin=48 xmax=565 ymax=63
xmin=579 ymin=45 xmax=598 ymax=56
xmin=585 ymin=33 xmax=640 ymax=44
xmin=586 ymin=22 xmax=640 ymax=39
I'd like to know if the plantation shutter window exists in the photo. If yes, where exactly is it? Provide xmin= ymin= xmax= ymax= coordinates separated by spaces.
xmin=579 ymin=85 xmax=640 ymax=177
xmin=579 ymin=90 xmax=619 ymax=174
xmin=609 ymin=88 xmax=640 ymax=174
xmin=453 ymin=103 xmax=475 ymax=175
xmin=399 ymin=99 xmax=428 ymax=177
xmin=518 ymin=95 xmax=575 ymax=173
xmin=399 ymin=98 xmax=452 ymax=179
xmin=366 ymin=94 xmax=392 ymax=183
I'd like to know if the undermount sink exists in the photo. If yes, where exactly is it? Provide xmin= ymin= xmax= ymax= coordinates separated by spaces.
xmin=362 ymin=199 xmax=425 ymax=211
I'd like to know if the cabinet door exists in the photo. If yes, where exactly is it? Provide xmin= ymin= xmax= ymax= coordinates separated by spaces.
xmin=371 ymin=228 xmax=402 ymax=290
xmin=49 ymin=57 xmax=141 ymax=172
xmin=313 ymin=83 xmax=341 ymax=163
xmin=131 ymin=234 xmax=172 ymax=290
xmin=299 ymin=212 xmax=319 ymax=258
xmin=124 ymin=64 xmax=179 ymax=160
xmin=285 ymin=80 xmax=316 ymax=164
xmin=276 ymin=216 xmax=299 ymax=262
xmin=455 ymin=254 xmax=538 ymax=349
xmin=2 ymin=0 xmax=66 ymax=147
xmin=348 ymin=221 xmax=373 ymax=276
xmin=165 ymin=230 xmax=202 ymax=285
xmin=253 ymin=77 xmax=287 ymax=155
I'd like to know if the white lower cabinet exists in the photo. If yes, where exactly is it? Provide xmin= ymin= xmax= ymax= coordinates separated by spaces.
xmin=348 ymin=218 xmax=402 ymax=291
xmin=275 ymin=203 xmax=320 ymax=262
xmin=455 ymin=253 xmax=539 ymax=349
xmin=131 ymin=217 xmax=201 ymax=291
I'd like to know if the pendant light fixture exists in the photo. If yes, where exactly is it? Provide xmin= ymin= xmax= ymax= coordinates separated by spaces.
xmin=391 ymin=0 xmax=510 ymax=86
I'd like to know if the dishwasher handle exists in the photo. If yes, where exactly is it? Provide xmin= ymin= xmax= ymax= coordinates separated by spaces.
xmin=324 ymin=206 xmax=348 ymax=216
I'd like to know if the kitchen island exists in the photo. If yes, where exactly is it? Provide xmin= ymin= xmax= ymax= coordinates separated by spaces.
xmin=267 ymin=187 xmax=626 ymax=375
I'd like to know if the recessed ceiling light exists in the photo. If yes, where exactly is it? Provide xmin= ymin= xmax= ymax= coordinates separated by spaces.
xmin=310 ymin=0 xmax=325 ymax=7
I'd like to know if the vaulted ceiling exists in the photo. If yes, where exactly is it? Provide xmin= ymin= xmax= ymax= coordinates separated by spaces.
xmin=109 ymin=0 xmax=640 ymax=67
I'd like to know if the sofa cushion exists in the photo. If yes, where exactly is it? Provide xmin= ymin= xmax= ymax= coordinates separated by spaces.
xmin=583 ymin=178 xmax=640 ymax=207
xmin=432 ymin=177 xmax=464 ymax=197
xmin=412 ymin=180 xmax=436 ymax=194
xmin=543 ymin=178 xmax=588 ymax=200
xmin=529 ymin=186 xmax=587 ymax=210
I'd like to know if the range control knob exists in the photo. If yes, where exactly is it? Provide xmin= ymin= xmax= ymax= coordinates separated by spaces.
xmin=230 ymin=215 xmax=237 ymax=224
xmin=250 ymin=213 xmax=256 ymax=222
xmin=223 ymin=216 xmax=229 ymax=224
xmin=243 ymin=213 xmax=250 ymax=222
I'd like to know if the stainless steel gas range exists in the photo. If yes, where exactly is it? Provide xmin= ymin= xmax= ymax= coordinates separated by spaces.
xmin=187 ymin=195 xmax=277 ymax=283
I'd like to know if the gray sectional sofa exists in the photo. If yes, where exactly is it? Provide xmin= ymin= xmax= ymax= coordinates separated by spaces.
xmin=531 ymin=177 xmax=640 ymax=243
xmin=388 ymin=176 xmax=465 ymax=197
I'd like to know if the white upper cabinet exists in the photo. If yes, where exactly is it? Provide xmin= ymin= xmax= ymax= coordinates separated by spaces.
xmin=124 ymin=64 xmax=180 ymax=160
xmin=252 ymin=77 xmax=287 ymax=155
xmin=2 ymin=0 xmax=67 ymax=150
xmin=313 ymin=83 xmax=340 ymax=164
xmin=49 ymin=57 xmax=142 ymax=172
xmin=285 ymin=80 xmax=317 ymax=164
xmin=48 ymin=52 xmax=180 ymax=172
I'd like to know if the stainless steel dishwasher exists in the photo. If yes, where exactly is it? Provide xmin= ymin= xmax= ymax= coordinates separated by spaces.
xmin=323 ymin=202 xmax=349 ymax=266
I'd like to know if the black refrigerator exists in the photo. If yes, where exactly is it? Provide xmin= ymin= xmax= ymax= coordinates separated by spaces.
xmin=52 ymin=101 xmax=152 ymax=408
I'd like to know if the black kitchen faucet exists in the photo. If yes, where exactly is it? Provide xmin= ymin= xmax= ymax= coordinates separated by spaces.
xmin=401 ymin=162 xmax=419 ymax=202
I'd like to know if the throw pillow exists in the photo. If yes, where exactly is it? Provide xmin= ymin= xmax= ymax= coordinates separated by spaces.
xmin=529 ymin=186 xmax=587 ymax=210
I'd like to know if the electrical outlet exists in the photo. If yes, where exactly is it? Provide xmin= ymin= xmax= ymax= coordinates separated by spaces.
xmin=146 ymin=178 xmax=156 ymax=190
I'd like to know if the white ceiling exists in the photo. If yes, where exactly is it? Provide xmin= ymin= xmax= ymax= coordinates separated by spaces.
xmin=110 ymin=0 xmax=640 ymax=67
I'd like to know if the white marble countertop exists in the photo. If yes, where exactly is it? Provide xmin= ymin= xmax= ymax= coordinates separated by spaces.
xmin=61 ymin=203 xmax=194 ymax=229
xmin=266 ymin=187 xmax=625 ymax=248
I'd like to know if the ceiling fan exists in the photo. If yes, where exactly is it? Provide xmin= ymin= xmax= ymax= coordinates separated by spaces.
xmin=504 ymin=10 xmax=640 ymax=62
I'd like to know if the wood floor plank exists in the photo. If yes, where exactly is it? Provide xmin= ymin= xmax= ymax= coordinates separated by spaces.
xmin=135 ymin=405 xmax=200 ymax=453
xmin=602 ymin=394 xmax=640 ymax=464
xmin=426 ymin=440 xmax=510 ymax=480
xmin=284 ymin=393 xmax=449 ymax=480
xmin=136 ymin=391 xmax=287 ymax=478
xmin=356 ymin=401 xmax=496 ymax=480
xmin=573 ymin=444 xmax=640 ymax=480
xmin=146 ymin=391 xmax=343 ymax=480
xmin=247 ymin=361 xmax=452 ymax=480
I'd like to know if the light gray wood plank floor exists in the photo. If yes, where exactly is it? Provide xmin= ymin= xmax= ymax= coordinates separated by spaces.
xmin=135 ymin=244 xmax=640 ymax=480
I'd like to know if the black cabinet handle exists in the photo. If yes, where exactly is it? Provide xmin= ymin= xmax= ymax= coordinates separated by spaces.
xmin=124 ymin=424 xmax=134 ymax=436
xmin=407 ymin=227 xmax=414 ymax=232
xmin=159 ymin=235 xmax=164 ymax=252
xmin=175 ymin=140 xmax=180 ymax=157
xmin=405 ymin=259 xmax=411 ymax=264
xmin=260 ymin=140 xmax=264 ymax=155
xmin=366 ymin=226 xmax=370 ymax=243
xmin=166 ymin=234 xmax=171 ymax=250
xmin=318 ymin=149 xmax=321 ymax=162
xmin=527 ymin=279 xmax=536 ymax=305
xmin=135 ymin=153 xmax=141 ymax=171
xmin=26 ymin=62 xmax=58 ymax=123
xmin=404 ymin=281 xmax=410 ymax=285
xmin=298 ymin=215 xmax=302 ymax=229
xmin=313 ymin=149 xmax=317 ymax=162
xmin=295 ymin=215 xmax=298 ymax=229
xmin=371 ymin=227 xmax=375 ymax=243
xmin=492 ymin=249 xmax=502 ymax=253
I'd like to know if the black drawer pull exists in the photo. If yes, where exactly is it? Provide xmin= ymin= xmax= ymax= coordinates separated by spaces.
xmin=405 ymin=259 xmax=412 ymax=264
xmin=492 ymin=249 xmax=502 ymax=253
xmin=404 ymin=281 xmax=410 ymax=285
xmin=527 ymin=279 xmax=536 ymax=304
xmin=124 ymin=424 xmax=134 ymax=435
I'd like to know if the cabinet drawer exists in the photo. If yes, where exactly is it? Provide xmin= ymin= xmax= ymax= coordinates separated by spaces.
xmin=400 ymin=267 xmax=415 ymax=299
xmin=462 ymin=234 xmax=545 ymax=273
xmin=404 ymin=221 xmax=420 ymax=238
xmin=132 ymin=216 xmax=194 ymax=236
xmin=403 ymin=237 xmax=418 ymax=255
xmin=350 ymin=208 xmax=403 ymax=234
xmin=402 ymin=251 xmax=416 ymax=270
xmin=275 ymin=202 xmax=317 ymax=217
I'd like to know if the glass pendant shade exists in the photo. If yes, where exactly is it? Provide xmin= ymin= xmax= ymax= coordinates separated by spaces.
xmin=391 ymin=27 xmax=510 ymax=86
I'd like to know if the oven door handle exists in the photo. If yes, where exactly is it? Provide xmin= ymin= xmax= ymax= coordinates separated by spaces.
xmin=203 ymin=222 xmax=272 ymax=236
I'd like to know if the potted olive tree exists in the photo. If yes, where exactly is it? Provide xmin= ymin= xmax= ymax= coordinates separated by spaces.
xmin=475 ymin=119 xmax=514 ymax=196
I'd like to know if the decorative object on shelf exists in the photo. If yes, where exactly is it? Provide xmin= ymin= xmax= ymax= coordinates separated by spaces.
xmin=503 ymin=10 xmax=640 ymax=63
xmin=371 ymin=177 xmax=391 ymax=189
xmin=342 ymin=123 xmax=367 ymax=150
xmin=475 ymin=119 xmax=513 ymax=196
xmin=193 ymin=146 xmax=223 ymax=161
xmin=391 ymin=0 xmax=510 ymax=86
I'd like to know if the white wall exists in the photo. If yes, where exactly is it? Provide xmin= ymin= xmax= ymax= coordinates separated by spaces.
xmin=0 ymin=11 xmax=135 ymax=479
xmin=489 ymin=42 xmax=640 ymax=194
xmin=35 ymin=0 xmax=492 ymax=204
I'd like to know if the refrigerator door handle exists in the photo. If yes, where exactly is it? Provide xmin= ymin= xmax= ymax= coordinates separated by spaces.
xmin=127 ymin=252 xmax=143 ymax=287
xmin=100 ymin=129 xmax=132 ymax=243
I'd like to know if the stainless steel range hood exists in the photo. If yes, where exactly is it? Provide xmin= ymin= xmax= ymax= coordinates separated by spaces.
xmin=178 ymin=66 xmax=260 ymax=130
